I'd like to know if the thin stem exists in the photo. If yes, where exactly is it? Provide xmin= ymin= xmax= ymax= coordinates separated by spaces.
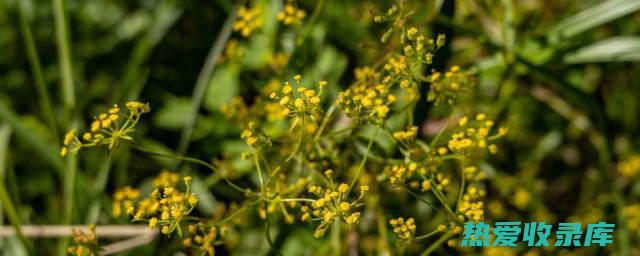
xmin=285 ymin=116 xmax=305 ymax=162
xmin=405 ymin=188 xmax=439 ymax=211
xmin=420 ymin=231 xmax=454 ymax=256
xmin=17 ymin=2 xmax=58 ymax=139
xmin=348 ymin=127 xmax=379 ymax=193
xmin=429 ymin=179 xmax=458 ymax=221
xmin=52 ymin=0 xmax=75 ymax=111
xmin=414 ymin=228 xmax=441 ymax=240
xmin=313 ymin=103 xmax=336 ymax=140
xmin=178 ymin=3 xmax=240 ymax=155
xmin=253 ymin=151 xmax=279 ymax=255
xmin=132 ymin=145 xmax=247 ymax=194
xmin=455 ymin=157 xmax=466 ymax=213
xmin=0 ymin=183 xmax=32 ymax=251
xmin=213 ymin=199 xmax=261 ymax=225
xmin=316 ymin=126 xmax=356 ymax=141
xmin=296 ymin=0 xmax=326 ymax=46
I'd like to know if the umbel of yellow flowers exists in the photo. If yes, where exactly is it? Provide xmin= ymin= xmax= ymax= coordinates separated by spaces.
xmin=60 ymin=101 xmax=150 ymax=156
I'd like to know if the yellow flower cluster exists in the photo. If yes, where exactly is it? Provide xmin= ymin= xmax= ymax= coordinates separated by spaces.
xmin=401 ymin=27 xmax=444 ymax=67
xmin=152 ymin=170 xmax=181 ymax=187
xmin=277 ymin=4 xmax=306 ymax=25
xmin=302 ymin=171 xmax=368 ymax=237
xmin=389 ymin=217 xmax=416 ymax=242
xmin=447 ymin=114 xmax=506 ymax=155
xmin=269 ymin=75 xmax=326 ymax=128
xmin=183 ymin=224 xmax=220 ymax=256
xmin=114 ymin=171 xmax=198 ymax=236
xmin=67 ymin=225 xmax=98 ymax=256
xmin=623 ymin=204 xmax=640 ymax=232
xmin=463 ymin=166 xmax=487 ymax=181
xmin=426 ymin=65 xmax=474 ymax=105
xmin=392 ymin=126 xmax=418 ymax=141
xmin=60 ymin=101 xmax=150 ymax=156
xmin=240 ymin=121 xmax=271 ymax=148
xmin=233 ymin=6 xmax=263 ymax=37
xmin=112 ymin=186 xmax=140 ymax=217
xmin=373 ymin=3 xmax=415 ymax=43
xmin=457 ymin=184 xmax=485 ymax=222
xmin=618 ymin=154 xmax=640 ymax=177
xmin=385 ymin=162 xmax=426 ymax=185
xmin=337 ymin=79 xmax=397 ymax=124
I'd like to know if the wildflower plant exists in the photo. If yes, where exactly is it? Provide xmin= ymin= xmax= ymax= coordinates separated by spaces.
xmin=60 ymin=101 xmax=150 ymax=156
xmin=60 ymin=1 xmax=509 ymax=255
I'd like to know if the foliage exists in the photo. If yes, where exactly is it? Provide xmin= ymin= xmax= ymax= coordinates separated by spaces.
xmin=1 ymin=0 xmax=639 ymax=255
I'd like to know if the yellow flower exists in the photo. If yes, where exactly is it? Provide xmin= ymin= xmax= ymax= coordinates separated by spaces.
xmin=407 ymin=27 xmax=418 ymax=38
xmin=338 ymin=183 xmax=349 ymax=193
xmin=60 ymin=147 xmax=68 ymax=157
xmin=277 ymin=4 xmax=306 ymax=25
xmin=148 ymin=217 xmax=158 ymax=229
xmin=339 ymin=202 xmax=351 ymax=212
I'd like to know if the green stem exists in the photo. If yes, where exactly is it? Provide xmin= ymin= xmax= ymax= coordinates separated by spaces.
xmin=313 ymin=103 xmax=336 ymax=140
xmin=0 ymin=180 xmax=32 ymax=252
xmin=132 ymin=145 xmax=247 ymax=194
xmin=253 ymin=151 xmax=279 ymax=255
xmin=415 ymin=228 xmax=441 ymax=240
xmin=405 ymin=188 xmax=438 ymax=211
xmin=348 ymin=127 xmax=379 ymax=193
xmin=178 ymin=3 xmax=240 ymax=155
xmin=52 ymin=0 xmax=75 ymax=111
xmin=17 ymin=2 xmax=58 ymax=139
xmin=455 ymin=158 xmax=466 ymax=213
xmin=331 ymin=219 xmax=341 ymax=255
xmin=420 ymin=231 xmax=454 ymax=256
xmin=285 ymin=116 xmax=305 ymax=162
xmin=58 ymin=154 xmax=77 ymax=256
xmin=296 ymin=0 xmax=326 ymax=46
xmin=429 ymin=180 xmax=458 ymax=222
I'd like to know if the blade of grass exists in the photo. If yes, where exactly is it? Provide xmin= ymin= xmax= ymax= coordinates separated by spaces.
xmin=0 ymin=125 xmax=32 ymax=252
xmin=564 ymin=36 xmax=640 ymax=63
xmin=548 ymin=0 xmax=640 ymax=44
xmin=177 ymin=3 xmax=240 ymax=155
xmin=51 ymin=1 xmax=78 ymax=252
xmin=52 ymin=0 xmax=75 ymax=111
xmin=0 ymin=125 xmax=10 ymax=249
xmin=17 ymin=1 xmax=58 ymax=140
xmin=57 ymin=148 xmax=78 ymax=256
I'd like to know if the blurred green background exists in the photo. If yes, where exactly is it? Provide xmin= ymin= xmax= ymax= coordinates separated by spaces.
xmin=1 ymin=0 xmax=640 ymax=255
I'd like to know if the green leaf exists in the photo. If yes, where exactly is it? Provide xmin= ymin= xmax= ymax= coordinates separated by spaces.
xmin=153 ymin=97 xmax=193 ymax=130
xmin=548 ymin=0 xmax=640 ymax=43
xmin=564 ymin=36 xmax=640 ymax=63
xmin=203 ymin=65 xmax=240 ymax=111
xmin=190 ymin=176 xmax=217 ymax=215
xmin=0 ymin=102 xmax=65 ymax=176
